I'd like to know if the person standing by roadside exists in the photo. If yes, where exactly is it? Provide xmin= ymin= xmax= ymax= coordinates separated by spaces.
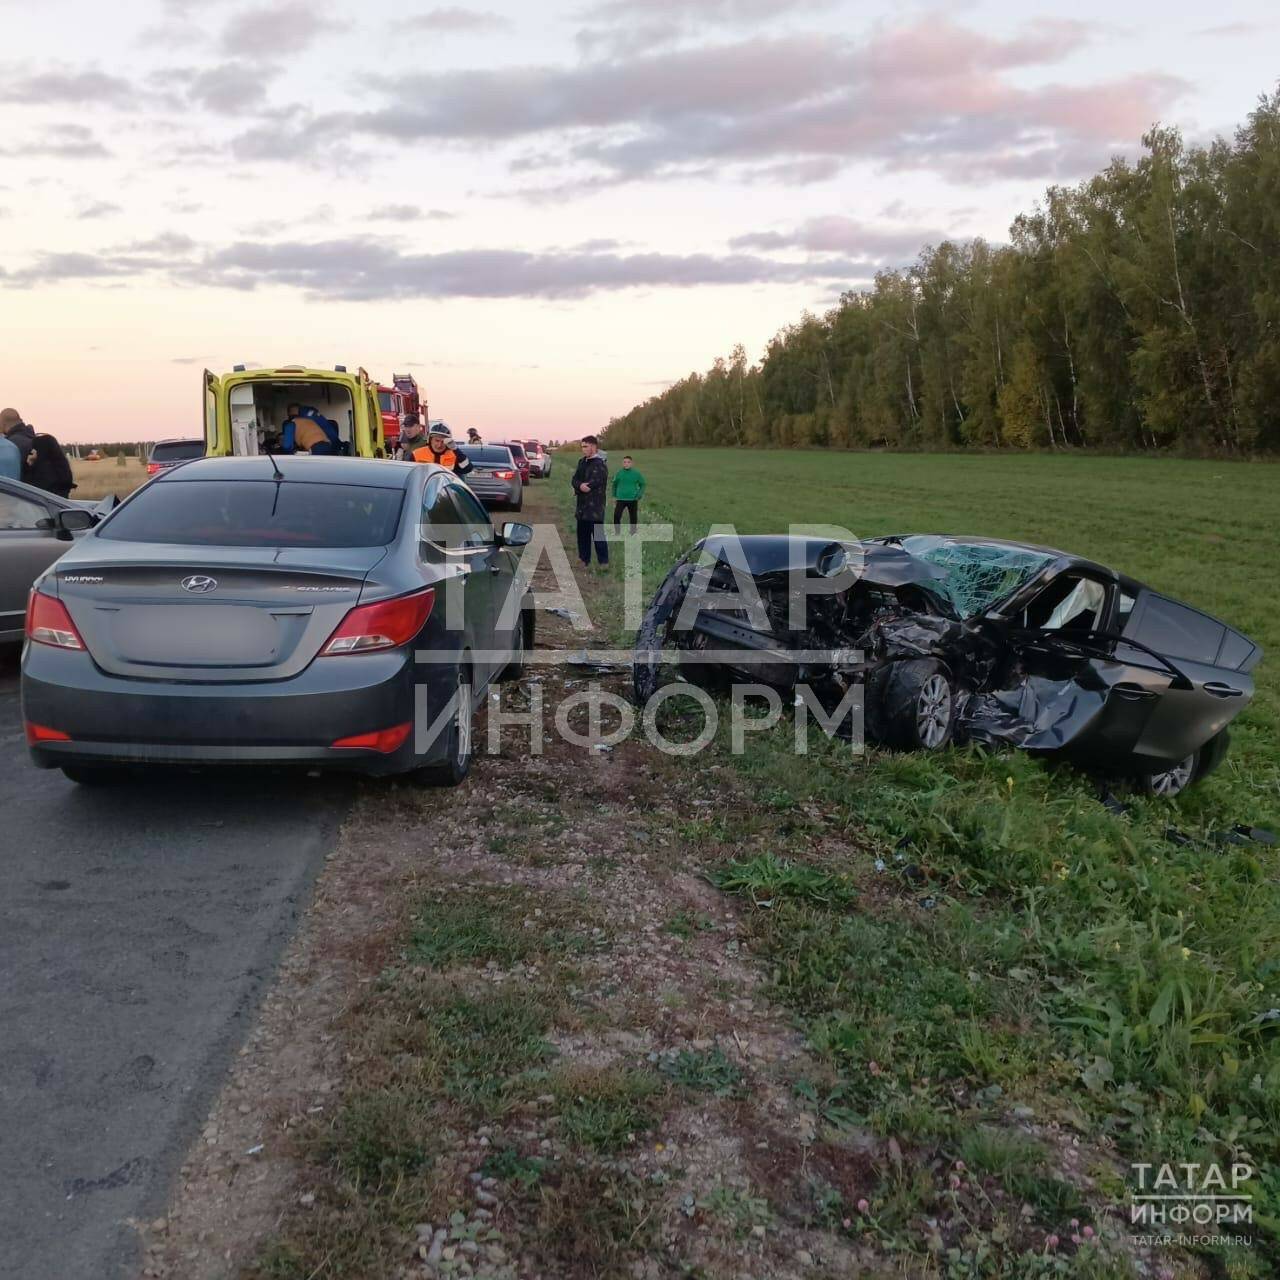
xmin=0 ymin=409 xmax=22 ymax=480
xmin=411 ymin=424 xmax=475 ymax=478
xmin=25 ymin=433 xmax=76 ymax=497
xmin=570 ymin=435 xmax=609 ymax=569
xmin=611 ymin=454 xmax=645 ymax=533
xmin=394 ymin=414 xmax=427 ymax=459
xmin=2 ymin=408 xmax=36 ymax=477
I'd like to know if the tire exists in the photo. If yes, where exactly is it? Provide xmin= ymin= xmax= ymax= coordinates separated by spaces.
xmin=416 ymin=662 xmax=473 ymax=786
xmin=61 ymin=765 xmax=130 ymax=786
xmin=1136 ymin=749 xmax=1200 ymax=798
xmin=499 ymin=603 xmax=533 ymax=681
xmin=879 ymin=659 xmax=956 ymax=751
xmin=511 ymin=493 xmax=523 ymax=512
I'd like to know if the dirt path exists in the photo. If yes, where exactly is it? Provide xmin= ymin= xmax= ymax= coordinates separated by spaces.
xmin=145 ymin=481 xmax=889 ymax=1279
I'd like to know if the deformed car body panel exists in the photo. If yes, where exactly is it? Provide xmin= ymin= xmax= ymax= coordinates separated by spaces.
xmin=634 ymin=532 xmax=1261 ymax=790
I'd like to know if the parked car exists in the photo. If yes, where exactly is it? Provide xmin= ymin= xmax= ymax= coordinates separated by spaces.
xmin=457 ymin=445 xmax=523 ymax=511
xmin=492 ymin=441 xmax=531 ymax=485
xmin=22 ymin=456 xmax=533 ymax=785
xmin=147 ymin=438 xmax=206 ymax=475
xmin=522 ymin=441 xmax=550 ymax=477
xmin=635 ymin=533 xmax=1261 ymax=797
xmin=0 ymin=477 xmax=115 ymax=644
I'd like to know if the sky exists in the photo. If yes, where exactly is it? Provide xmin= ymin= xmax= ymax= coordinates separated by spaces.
xmin=0 ymin=0 xmax=1276 ymax=443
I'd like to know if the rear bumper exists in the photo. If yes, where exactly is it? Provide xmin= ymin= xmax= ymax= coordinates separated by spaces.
xmin=468 ymin=479 xmax=521 ymax=506
xmin=22 ymin=644 xmax=460 ymax=776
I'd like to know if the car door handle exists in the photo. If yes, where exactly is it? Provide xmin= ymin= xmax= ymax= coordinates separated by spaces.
xmin=1113 ymin=682 xmax=1156 ymax=701
xmin=1204 ymin=681 xmax=1244 ymax=698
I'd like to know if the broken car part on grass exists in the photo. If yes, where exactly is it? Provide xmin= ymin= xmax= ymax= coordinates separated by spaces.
xmin=633 ymin=533 xmax=1261 ymax=796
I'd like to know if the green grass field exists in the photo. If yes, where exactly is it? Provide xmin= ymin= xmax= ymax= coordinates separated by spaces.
xmin=574 ymin=448 xmax=1280 ymax=1273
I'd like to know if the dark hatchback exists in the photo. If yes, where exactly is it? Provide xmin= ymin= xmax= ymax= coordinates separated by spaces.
xmin=22 ymin=456 xmax=533 ymax=785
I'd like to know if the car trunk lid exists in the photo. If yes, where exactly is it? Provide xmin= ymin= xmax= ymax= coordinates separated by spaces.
xmin=55 ymin=545 xmax=387 ymax=682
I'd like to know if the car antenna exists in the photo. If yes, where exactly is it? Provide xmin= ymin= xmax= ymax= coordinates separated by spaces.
xmin=263 ymin=447 xmax=284 ymax=481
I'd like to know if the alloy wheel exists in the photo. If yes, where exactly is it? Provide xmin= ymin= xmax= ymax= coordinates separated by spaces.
xmin=455 ymin=672 xmax=473 ymax=767
xmin=916 ymin=673 xmax=953 ymax=748
xmin=1150 ymin=754 xmax=1195 ymax=797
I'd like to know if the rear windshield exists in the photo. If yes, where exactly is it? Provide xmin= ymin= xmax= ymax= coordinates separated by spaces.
xmin=150 ymin=440 xmax=205 ymax=462
xmin=99 ymin=480 xmax=404 ymax=547
xmin=459 ymin=446 xmax=513 ymax=465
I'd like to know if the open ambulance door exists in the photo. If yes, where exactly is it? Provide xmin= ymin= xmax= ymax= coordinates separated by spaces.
xmin=356 ymin=367 xmax=385 ymax=457
xmin=203 ymin=369 xmax=226 ymax=456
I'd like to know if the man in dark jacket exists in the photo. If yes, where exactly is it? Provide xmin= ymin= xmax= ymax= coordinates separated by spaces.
xmin=25 ymin=434 xmax=76 ymax=498
xmin=2 ymin=409 xmax=36 ymax=467
xmin=570 ymin=435 xmax=609 ymax=568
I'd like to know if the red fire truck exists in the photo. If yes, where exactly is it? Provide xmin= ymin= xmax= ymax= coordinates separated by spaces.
xmin=377 ymin=373 xmax=425 ymax=452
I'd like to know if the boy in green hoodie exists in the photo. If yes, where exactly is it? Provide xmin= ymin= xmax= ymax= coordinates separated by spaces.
xmin=611 ymin=455 xmax=646 ymax=533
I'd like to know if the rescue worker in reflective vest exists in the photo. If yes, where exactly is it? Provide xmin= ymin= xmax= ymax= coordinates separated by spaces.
xmin=412 ymin=426 xmax=474 ymax=477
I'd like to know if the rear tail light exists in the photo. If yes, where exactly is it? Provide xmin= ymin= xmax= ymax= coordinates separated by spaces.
xmin=25 ymin=722 xmax=71 ymax=744
xmin=331 ymin=722 xmax=413 ymax=752
xmin=494 ymin=469 xmax=515 ymax=480
xmin=320 ymin=587 xmax=434 ymax=655
xmin=146 ymin=462 xmax=162 ymax=474
xmin=26 ymin=590 xmax=85 ymax=650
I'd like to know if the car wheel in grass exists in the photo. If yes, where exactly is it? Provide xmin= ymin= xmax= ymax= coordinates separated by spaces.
xmin=1138 ymin=749 xmax=1200 ymax=798
xmin=881 ymin=659 xmax=956 ymax=751
xmin=418 ymin=663 xmax=473 ymax=787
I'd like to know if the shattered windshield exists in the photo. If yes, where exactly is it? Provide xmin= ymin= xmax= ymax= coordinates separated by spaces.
xmin=897 ymin=536 xmax=1053 ymax=617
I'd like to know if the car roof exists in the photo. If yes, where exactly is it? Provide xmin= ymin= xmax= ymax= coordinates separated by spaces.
xmin=152 ymin=455 xmax=425 ymax=488
xmin=151 ymin=438 xmax=205 ymax=447
xmin=0 ymin=474 xmax=81 ymax=509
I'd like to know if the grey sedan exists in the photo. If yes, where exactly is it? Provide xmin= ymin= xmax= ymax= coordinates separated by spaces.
xmin=1 ymin=477 xmax=115 ymax=644
xmin=458 ymin=445 xmax=523 ymax=510
xmin=22 ymin=456 xmax=533 ymax=785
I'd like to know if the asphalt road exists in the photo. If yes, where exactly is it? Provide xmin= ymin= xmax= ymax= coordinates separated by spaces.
xmin=0 ymin=650 xmax=352 ymax=1280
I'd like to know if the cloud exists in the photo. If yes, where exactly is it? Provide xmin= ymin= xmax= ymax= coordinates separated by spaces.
xmin=220 ymin=2 xmax=341 ymax=56
xmin=1195 ymin=22 xmax=1261 ymax=37
xmin=368 ymin=204 xmax=457 ymax=221
xmin=77 ymin=201 xmax=123 ymax=220
xmin=730 ymin=215 xmax=946 ymax=261
xmin=262 ymin=19 xmax=1182 ymax=189
xmin=187 ymin=62 xmax=271 ymax=114
xmin=0 ymin=124 xmax=112 ymax=159
xmin=575 ymin=0 xmax=833 ymax=56
xmin=0 ymin=65 xmax=135 ymax=106
xmin=1 ymin=233 xmax=865 ymax=300
xmin=117 ymin=232 xmax=201 ymax=255
xmin=405 ymin=7 xmax=506 ymax=32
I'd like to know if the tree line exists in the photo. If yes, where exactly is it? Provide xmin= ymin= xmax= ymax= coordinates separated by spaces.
xmin=604 ymin=92 xmax=1280 ymax=456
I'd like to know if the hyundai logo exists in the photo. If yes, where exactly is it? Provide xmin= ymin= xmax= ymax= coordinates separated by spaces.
xmin=181 ymin=575 xmax=218 ymax=594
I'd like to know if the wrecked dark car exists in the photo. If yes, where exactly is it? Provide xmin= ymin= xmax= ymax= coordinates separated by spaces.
xmin=633 ymin=534 xmax=1261 ymax=796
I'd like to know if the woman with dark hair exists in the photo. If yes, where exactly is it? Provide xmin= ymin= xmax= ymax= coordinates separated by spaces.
xmin=24 ymin=433 xmax=76 ymax=498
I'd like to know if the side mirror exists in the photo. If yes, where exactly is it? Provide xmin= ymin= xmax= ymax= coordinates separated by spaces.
xmin=55 ymin=508 xmax=96 ymax=537
xmin=498 ymin=521 xmax=533 ymax=547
